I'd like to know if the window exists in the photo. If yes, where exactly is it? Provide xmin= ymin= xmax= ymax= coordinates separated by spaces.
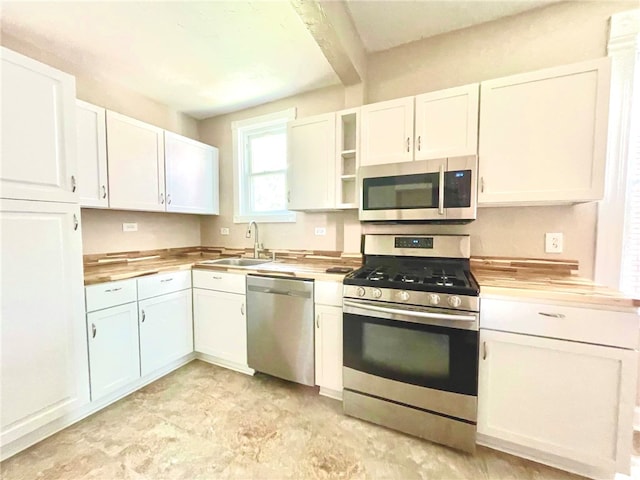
xmin=232 ymin=108 xmax=296 ymax=223
xmin=595 ymin=9 xmax=640 ymax=295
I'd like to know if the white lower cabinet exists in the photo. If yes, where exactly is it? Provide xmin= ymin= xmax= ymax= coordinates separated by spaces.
xmin=87 ymin=303 xmax=140 ymax=401
xmin=314 ymin=304 xmax=343 ymax=397
xmin=192 ymin=270 xmax=250 ymax=372
xmin=478 ymin=328 xmax=637 ymax=477
xmin=314 ymin=280 xmax=344 ymax=399
xmin=139 ymin=290 xmax=193 ymax=376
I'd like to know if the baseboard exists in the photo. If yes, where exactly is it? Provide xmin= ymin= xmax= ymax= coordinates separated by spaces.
xmin=1 ymin=354 xmax=195 ymax=462
xmin=195 ymin=352 xmax=255 ymax=376
xmin=319 ymin=387 xmax=343 ymax=401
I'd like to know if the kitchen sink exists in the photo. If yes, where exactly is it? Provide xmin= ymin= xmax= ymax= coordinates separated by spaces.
xmin=200 ymin=257 xmax=271 ymax=267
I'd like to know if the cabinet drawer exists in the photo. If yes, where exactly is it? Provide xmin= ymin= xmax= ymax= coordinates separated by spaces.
xmin=192 ymin=269 xmax=245 ymax=294
xmin=480 ymin=298 xmax=639 ymax=349
xmin=315 ymin=280 xmax=343 ymax=307
xmin=86 ymin=279 xmax=137 ymax=312
xmin=137 ymin=270 xmax=191 ymax=300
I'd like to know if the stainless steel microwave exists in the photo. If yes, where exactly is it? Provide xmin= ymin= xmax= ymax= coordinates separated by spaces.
xmin=358 ymin=156 xmax=478 ymax=222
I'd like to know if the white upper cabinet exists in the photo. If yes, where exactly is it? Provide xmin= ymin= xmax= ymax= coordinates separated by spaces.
xmin=360 ymin=96 xmax=414 ymax=166
xmin=1 ymin=199 xmax=89 ymax=447
xmin=1 ymin=47 xmax=78 ymax=203
xmin=414 ymin=84 xmax=479 ymax=160
xmin=478 ymin=58 xmax=611 ymax=205
xmin=287 ymin=112 xmax=336 ymax=211
xmin=164 ymin=131 xmax=219 ymax=215
xmin=76 ymin=101 xmax=108 ymax=208
xmin=106 ymin=111 xmax=165 ymax=211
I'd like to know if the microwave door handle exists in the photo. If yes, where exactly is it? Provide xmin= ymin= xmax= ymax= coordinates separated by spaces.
xmin=438 ymin=165 xmax=445 ymax=215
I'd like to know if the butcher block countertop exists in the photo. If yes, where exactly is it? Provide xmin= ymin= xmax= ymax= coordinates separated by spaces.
xmin=471 ymin=257 xmax=640 ymax=309
xmin=83 ymin=247 xmax=362 ymax=285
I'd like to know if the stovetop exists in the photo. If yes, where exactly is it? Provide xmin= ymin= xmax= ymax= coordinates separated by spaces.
xmin=344 ymin=258 xmax=479 ymax=296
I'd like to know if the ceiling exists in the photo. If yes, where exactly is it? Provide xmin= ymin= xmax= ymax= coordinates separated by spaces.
xmin=0 ymin=1 xmax=555 ymax=119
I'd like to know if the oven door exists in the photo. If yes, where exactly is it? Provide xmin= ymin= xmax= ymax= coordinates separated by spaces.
xmin=358 ymin=157 xmax=477 ymax=222
xmin=343 ymin=298 xmax=478 ymax=397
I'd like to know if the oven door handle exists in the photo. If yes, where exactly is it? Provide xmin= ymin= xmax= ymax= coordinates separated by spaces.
xmin=438 ymin=164 xmax=445 ymax=216
xmin=343 ymin=299 xmax=477 ymax=323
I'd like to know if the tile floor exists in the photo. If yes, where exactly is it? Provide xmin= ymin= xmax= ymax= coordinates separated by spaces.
xmin=1 ymin=360 xmax=585 ymax=479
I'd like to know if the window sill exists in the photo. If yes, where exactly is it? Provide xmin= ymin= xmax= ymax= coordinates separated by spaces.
xmin=233 ymin=212 xmax=297 ymax=224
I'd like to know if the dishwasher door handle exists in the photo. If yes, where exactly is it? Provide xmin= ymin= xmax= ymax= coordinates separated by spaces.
xmin=248 ymin=285 xmax=311 ymax=298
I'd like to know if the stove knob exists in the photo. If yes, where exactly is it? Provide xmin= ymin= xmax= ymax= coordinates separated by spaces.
xmin=429 ymin=294 xmax=441 ymax=305
xmin=399 ymin=291 xmax=410 ymax=302
xmin=372 ymin=288 xmax=382 ymax=299
xmin=356 ymin=287 xmax=366 ymax=297
xmin=448 ymin=296 xmax=462 ymax=308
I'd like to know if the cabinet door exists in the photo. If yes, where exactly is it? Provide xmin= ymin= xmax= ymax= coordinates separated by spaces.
xmin=478 ymin=58 xmax=610 ymax=205
xmin=165 ymin=132 xmax=219 ymax=214
xmin=1 ymin=199 xmax=89 ymax=447
xmin=414 ymin=84 xmax=479 ymax=160
xmin=314 ymin=304 xmax=343 ymax=394
xmin=193 ymin=289 xmax=247 ymax=366
xmin=360 ymin=97 xmax=414 ymax=166
xmin=87 ymin=303 xmax=140 ymax=401
xmin=478 ymin=329 xmax=636 ymax=473
xmin=287 ymin=113 xmax=336 ymax=210
xmin=76 ymin=100 xmax=108 ymax=208
xmin=1 ymin=47 xmax=77 ymax=203
xmin=106 ymin=111 xmax=165 ymax=211
xmin=139 ymin=290 xmax=194 ymax=376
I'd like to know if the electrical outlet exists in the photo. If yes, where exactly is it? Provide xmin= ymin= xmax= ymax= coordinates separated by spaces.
xmin=220 ymin=227 xmax=230 ymax=235
xmin=122 ymin=223 xmax=138 ymax=232
xmin=314 ymin=227 xmax=327 ymax=236
xmin=545 ymin=232 xmax=563 ymax=253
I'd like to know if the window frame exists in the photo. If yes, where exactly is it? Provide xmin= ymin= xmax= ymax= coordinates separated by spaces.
xmin=232 ymin=108 xmax=296 ymax=224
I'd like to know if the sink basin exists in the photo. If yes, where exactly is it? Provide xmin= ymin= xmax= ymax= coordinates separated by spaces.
xmin=201 ymin=257 xmax=271 ymax=267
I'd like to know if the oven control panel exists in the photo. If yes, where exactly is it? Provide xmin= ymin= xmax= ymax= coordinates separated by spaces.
xmin=394 ymin=237 xmax=433 ymax=249
xmin=343 ymin=285 xmax=479 ymax=312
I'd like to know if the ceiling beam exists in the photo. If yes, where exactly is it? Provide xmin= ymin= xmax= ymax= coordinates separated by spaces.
xmin=290 ymin=0 xmax=366 ymax=87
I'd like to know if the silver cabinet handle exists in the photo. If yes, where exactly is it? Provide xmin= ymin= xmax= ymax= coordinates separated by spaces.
xmin=160 ymin=278 xmax=173 ymax=283
xmin=212 ymin=275 xmax=222 ymax=280
xmin=160 ymin=193 xmax=165 ymax=204
xmin=406 ymin=137 xmax=410 ymax=152
xmin=240 ymin=303 xmax=245 ymax=315
xmin=102 ymin=185 xmax=107 ymax=199
xmin=538 ymin=312 xmax=566 ymax=319
xmin=316 ymin=313 xmax=320 ymax=329
xmin=167 ymin=194 xmax=172 ymax=205
xmin=141 ymin=310 xmax=146 ymax=322
xmin=417 ymin=135 xmax=421 ymax=151
xmin=73 ymin=214 xmax=79 ymax=231
xmin=104 ymin=287 xmax=122 ymax=293
xmin=482 ymin=341 xmax=487 ymax=360
xmin=92 ymin=323 xmax=97 ymax=339
xmin=480 ymin=177 xmax=485 ymax=193
xmin=71 ymin=175 xmax=77 ymax=192
xmin=438 ymin=165 xmax=445 ymax=215
xmin=287 ymin=191 xmax=291 ymax=203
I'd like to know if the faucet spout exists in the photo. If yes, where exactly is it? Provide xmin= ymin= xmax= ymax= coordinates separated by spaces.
xmin=247 ymin=221 xmax=259 ymax=258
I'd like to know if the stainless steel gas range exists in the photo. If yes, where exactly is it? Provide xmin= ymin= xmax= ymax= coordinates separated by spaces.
xmin=342 ymin=234 xmax=479 ymax=453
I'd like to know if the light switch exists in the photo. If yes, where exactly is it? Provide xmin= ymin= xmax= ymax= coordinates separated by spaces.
xmin=315 ymin=227 xmax=326 ymax=236
xmin=220 ymin=227 xmax=230 ymax=235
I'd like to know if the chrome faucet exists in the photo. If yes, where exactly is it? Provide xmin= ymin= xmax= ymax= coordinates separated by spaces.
xmin=246 ymin=221 xmax=261 ymax=258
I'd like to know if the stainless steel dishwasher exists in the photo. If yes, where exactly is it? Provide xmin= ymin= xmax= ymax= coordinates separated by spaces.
xmin=246 ymin=274 xmax=315 ymax=386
